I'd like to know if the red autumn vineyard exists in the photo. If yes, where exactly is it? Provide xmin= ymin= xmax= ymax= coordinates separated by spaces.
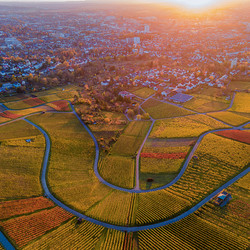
xmin=0 ymin=196 xmax=55 ymax=220
xmin=0 ymin=111 xmax=20 ymax=119
xmin=49 ymin=100 xmax=71 ymax=111
xmin=215 ymin=130 xmax=250 ymax=144
xmin=23 ymin=97 xmax=45 ymax=106
xmin=228 ymin=200 xmax=250 ymax=219
xmin=141 ymin=152 xmax=187 ymax=159
xmin=0 ymin=206 xmax=73 ymax=248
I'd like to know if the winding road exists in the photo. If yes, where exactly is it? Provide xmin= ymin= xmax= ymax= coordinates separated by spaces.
xmin=23 ymin=118 xmax=250 ymax=232
xmin=0 ymin=90 xmax=249 ymax=248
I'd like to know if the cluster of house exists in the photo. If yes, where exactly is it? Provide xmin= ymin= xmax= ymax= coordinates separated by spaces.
xmin=0 ymin=81 xmax=27 ymax=93
xmin=103 ymin=67 xmax=231 ymax=99
xmin=0 ymin=5 xmax=249 ymax=97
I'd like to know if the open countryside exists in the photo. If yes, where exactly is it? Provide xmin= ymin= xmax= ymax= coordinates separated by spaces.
xmin=0 ymin=1 xmax=249 ymax=249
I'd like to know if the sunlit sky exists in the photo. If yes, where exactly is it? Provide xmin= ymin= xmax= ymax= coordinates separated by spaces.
xmin=0 ymin=0 xmax=244 ymax=10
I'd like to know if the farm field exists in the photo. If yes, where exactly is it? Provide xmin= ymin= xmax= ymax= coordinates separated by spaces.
xmin=150 ymin=115 xmax=229 ymax=138
xmin=184 ymin=97 xmax=229 ymax=113
xmin=141 ymin=98 xmax=194 ymax=119
xmin=140 ymin=144 xmax=191 ymax=189
xmin=229 ymin=81 xmax=250 ymax=90
xmin=136 ymin=190 xmax=191 ymax=225
xmin=229 ymin=92 xmax=250 ymax=113
xmin=168 ymin=133 xmax=250 ymax=202
xmin=138 ymin=212 xmax=248 ymax=250
xmin=0 ymin=116 xmax=10 ymax=123
xmin=99 ymin=156 xmax=135 ymax=189
xmin=215 ymin=129 xmax=250 ymax=144
xmin=0 ymin=206 xmax=72 ymax=248
xmin=0 ymin=121 xmax=45 ymax=199
xmin=23 ymin=218 xmax=138 ymax=250
xmin=86 ymin=191 xmax=136 ymax=226
xmin=5 ymin=97 xmax=45 ymax=109
xmin=209 ymin=111 xmax=249 ymax=126
xmin=0 ymin=196 xmax=55 ymax=220
xmin=47 ymin=100 xmax=72 ymax=112
xmin=98 ymin=121 xmax=150 ymax=188
xmin=0 ymin=84 xmax=249 ymax=249
xmin=111 ymin=121 xmax=151 ymax=155
xmin=0 ymin=94 xmax=29 ymax=103
xmin=183 ymin=88 xmax=230 ymax=112
xmin=131 ymin=87 xmax=155 ymax=99
xmin=39 ymin=94 xmax=61 ymax=103
xmin=0 ymin=106 xmax=54 ymax=123
xmin=244 ymin=123 xmax=250 ymax=128
xmin=28 ymin=113 xmax=113 ymax=213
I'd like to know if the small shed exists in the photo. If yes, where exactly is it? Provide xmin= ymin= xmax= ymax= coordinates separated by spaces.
xmin=214 ymin=191 xmax=232 ymax=207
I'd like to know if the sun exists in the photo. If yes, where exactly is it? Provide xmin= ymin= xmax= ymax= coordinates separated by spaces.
xmin=175 ymin=0 xmax=217 ymax=9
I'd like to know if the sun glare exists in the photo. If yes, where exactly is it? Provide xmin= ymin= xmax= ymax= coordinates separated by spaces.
xmin=175 ymin=0 xmax=217 ymax=9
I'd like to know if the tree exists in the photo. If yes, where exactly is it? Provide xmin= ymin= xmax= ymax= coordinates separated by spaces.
xmin=41 ymin=77 xmax=48 ymax=86
xmin=27 ymin=73 xmax=33 ymax=82
xmin=142 ymin=113 xmax=150 ymax=120
xmin=136 ymin=114 xmax=142 ymax=120
xmin=104 ymin=118 xmax=110 ymax=123
xmin=11 ymin=75 xmax=17 ymax=83
xmin=127 ymin=109 xmax=134 ymax=119
xmin=16 ymin=86 xmax=26 ymax=93
xmin=51 ymin=77 xmax=59 ymax=86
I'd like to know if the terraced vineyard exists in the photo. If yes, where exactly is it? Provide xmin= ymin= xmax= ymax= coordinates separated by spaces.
xmin=150 ymin=114 xmax=229 ymax=138
xmin=0 ymin=121 xmax=45 ymax=199
xmin=28 ymin=113 xmax=113 ymax=213
xmin=0 ymin=88 xmax=249 ymax=249
xmin=138 ymin=213 xmax=249 ymax=250
xmin=168 ymin=133 xmax=250 ymax=202
xmin=141 ymin=98 xmax=194 ymax=119
xmin=98 ymin=121 xmax=151 ymax=188
xmin=209 ymin=111 xmax=249 ymax=126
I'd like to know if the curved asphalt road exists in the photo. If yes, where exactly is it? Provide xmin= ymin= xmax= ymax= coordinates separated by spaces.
xmin=0 ymin=92 xmax=248 ymax=243
xmin=24 ymin=118 xmax=250 ymax=232
xmin=0 ymin=232 xmax=15 ymax=250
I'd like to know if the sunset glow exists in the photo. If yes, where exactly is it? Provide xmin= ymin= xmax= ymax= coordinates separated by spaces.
xmin=172 ymin=0 xmax=217 ymax=9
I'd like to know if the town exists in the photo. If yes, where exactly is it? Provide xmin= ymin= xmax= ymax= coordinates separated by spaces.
xmin=0 ymin=1 xmax=249 ymax=250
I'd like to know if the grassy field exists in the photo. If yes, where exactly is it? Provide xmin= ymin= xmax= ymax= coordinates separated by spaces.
xmin=23 ymin=218 xmax=137 ymax=250
xmin=150 ymin=115 xmax=229 ymax=139
xmin=0 ymin=94 xmax=29 ymax=103
xmin=86 ymin=191 xmax=136 ymax=226
xmin=98 ymin=121 xmax=150 ymax=188
xmin=244 ymin=123 xmax=250 ymax=128
xmin=131 ymin=87 xmax=155 ymax=99
xmin=0 ymin=206 xmax=72 ymax=248
xmin=23 ymin=218 xmax=105 ymax=250
xmin=0 ymin=116 xmax=10 ymax=123
xmin=99 ymin=156 xmax=135 ymax=189
xmin=140 ymin=158 xmax=184 ymax=189
xmin=136 ymin=190 xmax=191 ymax=225
xmin=138 ymin=212 xmax=248 ymax=250
xmin=169 ymin=133 xmax=250 ymax=203
xmin=39 ymin=94 xmax=61 ymax=103
xmin=234 ymin=172 xmax=249 ymax=189
xmin=229 ymin=81 xmax=250 ymax=90
xmin=229 ymin=92 xmax=250 ymax=113
xmin=141 ymin=99 xmax=194 ymax=119
xmin=0 ymin=120 xmax=41 ymax=140
xmin=140 ymin=145 xmax=190 ymax=189
xmin=0 ymin=121 xmax=45 ymax=200
xmin=184 ymin=97 xmax=229 ymax=113
xmin=111 ymin=121 xmax=151 ymax=156
xmin=209 ymin=111 xmax=249 ymax=126
xmin=28 ymin=113 xmax=113 ymax=213
xmin=182 ymin=88 xmax=231 ymax=113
